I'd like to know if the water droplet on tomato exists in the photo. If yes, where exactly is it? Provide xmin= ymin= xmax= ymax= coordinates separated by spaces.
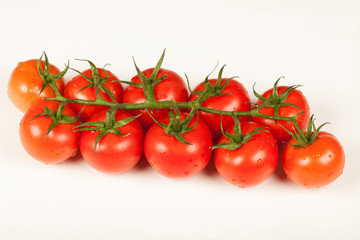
xmin=184 ymin=171 xmax=190 ymax=176
xmin=328 ymin=154 xmax=333 ymax=159
xmin=194 ymin=164 xmax=198 ymax=168
xmin=167 ymin=171 xmax=172 ymax=175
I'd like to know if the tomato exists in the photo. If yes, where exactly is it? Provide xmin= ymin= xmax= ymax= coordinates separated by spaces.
xmin=8 ymin=59 xmax=65 ymax=112
xmin=19 ymin=100 xmax=80 ymax=164
xmin=144 ymin=112 xmax=212 ymax=178
xmin=214 ymin=121 xmax=278 ymax=188
xmin=251 ymin=86 xmax=310 ymax=144
xmin=122 ymin=68 xmax=188 ymax=130
xmin=281 ymin=131 xmax=345 ymax=188
xmin=189 ymin=79 xmax=251 ymax=140
xmin=80 ymin=110 xmax=144 ymax=174
xmin=64 ymin=68 xmax=123 ymax=122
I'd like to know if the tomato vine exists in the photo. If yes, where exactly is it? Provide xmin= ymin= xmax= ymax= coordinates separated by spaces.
xmin=38 ymin=50 xmax=306 ymax=145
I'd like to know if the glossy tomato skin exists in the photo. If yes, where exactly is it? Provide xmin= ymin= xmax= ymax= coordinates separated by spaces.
xmin=281 ymin=131 xmax=345 ymax=188
xmin=214 ymin=121 xmax=278 ymax=188
xmin=64 ymin=68 xmax=123 ymax=122
xmin=189 ymin=79 xmax=251 ymax=140
xmin=19 ymin=100 xmax=80 ymax=164
xmin=80 ymin=110 xmax=144 ymax=174
xmin=8 ymin=59 xmax=65 ymax=112
xmin=144 ymin=113 xmax=212 ymax=178
xmin=122 ymin=68 xmax=188 ymax=130
xmin=251 ymin=86 xmax=310 ymax=144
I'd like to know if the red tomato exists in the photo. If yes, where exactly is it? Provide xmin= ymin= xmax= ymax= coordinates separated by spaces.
xmin=144 ymin=112 xmax=212 ymax=178
xmin=64 ymin=68 xmax=123 ymax=122
xmin=189 ymin=79 xmax=251 ymax=140
xmin=19 ymin=100 xmax=80 ymax=164
xmin=252 ymin=86 xmax=310 ymax=144
xmin=80 ymin=110 xmax=144 ymax=174
xmin=281 ymin=131 xmax=345 ymax=188
xmin=122 ymin=68 xmax=188 ymax=130
xmin=214 ymin=121 xmax=278 ymax=188
xmin=8 ymin=59 xmax=65 ymax=112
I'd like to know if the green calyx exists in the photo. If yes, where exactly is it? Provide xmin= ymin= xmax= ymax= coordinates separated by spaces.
xmin=74 ymin=108 xmax=141 ymax=152
xmin=70 ymin=59 xmax=117 ymax=103
xmin=32 ymin=103 xmax=80 ymax=136
xmin=188 ymin=64 xmax=237 ymax=104
xmin=118 ymin=49 xmax=167 ymax=102
xmin=282 ymin=115 xmax=329 ymax=148
xmin=211 ymin=115 xmax=268 ymax=150
xmin=253 ymin=77 xmax=303 ymax=123
xmin=146 ymin=103 xmax=198 ymax=145
xmin=37 ymin=51 xmax=69 ymax=95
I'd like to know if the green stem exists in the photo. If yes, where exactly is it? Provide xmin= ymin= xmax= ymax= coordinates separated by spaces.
xmin=56 ymin=101 xmax=67 ymax=119
xmin=46 ymin=75 xmax=63 ymax=98
xmin=45 ymin=94 xmax=297 ymax=124
xmin=105 ymin=108 xmax=117 ymax=129
xmin=37 ymin=52 xmax=304 ymax=137
xmin=142 ymin=83 xmax=156 ymax=102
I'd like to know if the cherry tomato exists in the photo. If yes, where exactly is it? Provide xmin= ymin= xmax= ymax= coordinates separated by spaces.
xmin=64 ymin=68 xmax=123 ymax=122
xmin=189 ymin=79 xmax=251 ymax=140
xmin=144 ymin=112 xmax=212 ymax=178
xmin=214 ymin=121 xmax=278 ymax=188
xmin=281 ymin=131 xmax=345 ymax=188
xmin=19 ymin=100 xmax=80 ymax=164
xmin=122 ymin=68 xmax=188 ymax=130
xmin=8 ymin=59 xmax=65 ymax=112
xmin=80 ymin=110 xmax=144 ymax=174
xmin=252 ymin=86 xmax=310 ymax=144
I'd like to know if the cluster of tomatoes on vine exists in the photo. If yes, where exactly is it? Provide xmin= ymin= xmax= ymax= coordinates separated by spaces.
xmin=7 ymin=51 xmax=345 ymax=188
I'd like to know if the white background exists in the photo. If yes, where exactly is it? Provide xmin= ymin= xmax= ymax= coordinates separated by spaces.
xmin=0 ymin=0 xmax=359 ymax=239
